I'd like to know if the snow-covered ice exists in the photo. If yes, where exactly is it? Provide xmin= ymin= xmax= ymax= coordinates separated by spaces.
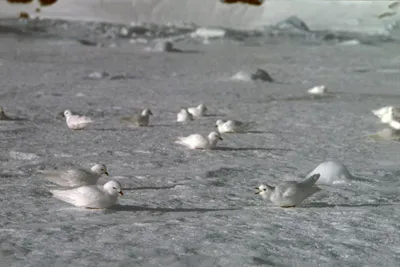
xmin=1 ymin=6 xmax=400 ymax=266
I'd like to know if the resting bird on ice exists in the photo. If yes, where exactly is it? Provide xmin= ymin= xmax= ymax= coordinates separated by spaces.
xmin=40 ymin=164 xmax=109 ymax=187
xmin=177 ymin=108 xmax=194 ymax=123
xmin=215 ymin=119 xmax=254 ymax=133
xmin=255 ymin=174 xmax=321 ymax=208
xmin=63 ymin=109 xmax=93 ymax=130
xmin=50 ymin=180 xmax=124 ymax=209
xmin=175 ymin=131 xmax=222 ymax=149
xmin=307 ymin=85 xmax=327 ymax=95
xmin=372 ymin=106 xmax=400 ymax=130
xmin=187 ymin=104 xmax=207 ymax=118
xmin=121 ymin=108 xmax=153 ymax=127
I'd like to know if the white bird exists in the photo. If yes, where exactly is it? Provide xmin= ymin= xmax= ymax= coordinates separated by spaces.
xmin=40 ymin=164 xmax=109 ymax=187
xmin=121 ymin=108 xmax=153 ymax=127
xmin=372 ymin=106 xmax=391 ymax=121
xmin=175 ymin=131 xmax=222 ymax=149
xmin=177 ymin=108 xmax=194 ymax=122
xmin=64 ymin=109 xmax=93 ymax=130
xmin=307 ymin=85 xmax=327 ymax=95
xmin=50 ymin=180 xmax=124 ymax=209
xmin=187 ymin=104 xmax=207 ymax=117
xmin=255 ymin=174 xmax=321 ymax=208
xmin=215 ymin=119 xmax=254 ymax=133
xmin=372 ymin=106 xmax=400 ymax=130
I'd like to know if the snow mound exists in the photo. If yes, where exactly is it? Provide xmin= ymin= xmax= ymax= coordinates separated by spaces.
xmin=306 ymin=160 xmax=353 ymax=185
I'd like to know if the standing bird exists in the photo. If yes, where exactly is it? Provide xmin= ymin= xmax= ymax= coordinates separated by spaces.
xmin=63 ymin=109 xmax=93 ymax=130
xmin=187 ymin=104 xmax=207 ymax=118
xmin=255 ymin=174 xmax=321 ymax=208
xmin=121 ymin=108 xmax=153 ymax=127
xmin=50 ymin=180 xmax=124 ymax=209
xmin=39 ymin=163 xmax=109 ymax=187
xmin=177 ymin=108 xmax=194 ymax=123
xmin=175 ymin=131 xmax=222 ymax=150
xmin=215 ymin=119 xmax=254 ymax=133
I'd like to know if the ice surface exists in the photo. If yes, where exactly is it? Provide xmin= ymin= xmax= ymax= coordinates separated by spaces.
xmin=1 ymin=16 xmax=400 ymax=267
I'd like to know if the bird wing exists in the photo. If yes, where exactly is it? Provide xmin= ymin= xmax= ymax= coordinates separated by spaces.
xmin=41 ymin=170 xmax=75 ymax=187
xmin=51 ymin=186 xmax=104 ymax=207
xmin=78 ymin=115 xmax=93 ymax=123
xmin=234 ymin=120 xmax=255 ymax=131
xmin=175 ymin=134 xmax=207 ymax=148
xmin=281 ymin=182 xmax=299 ymax=198
xmin=42 ymin=168 xmax=96 ymax=187
xmin=67 ymin=115 xmax=93 ymax=128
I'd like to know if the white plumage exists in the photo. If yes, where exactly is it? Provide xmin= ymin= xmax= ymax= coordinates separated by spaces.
xmin=175 ymin=131 xmax=222 ymax=149
xmin=187 ymin=104 xmax=207 ymax=117
xmin=307 ymin=85 xmax=327 ymax=95
xmin=40 ymin=164 xmax=109 ymax=187
xmin=64 ymin=109 xmax=93 ymax=130
xmin=255 ymin=174 xmax=321 ymax=208
xmin=50 ymin=180 xmax=124 ymax=209
xmin=215 ymin=119 xmax=254 ymax=133
xmin=372 ymin=106 xmax=400 ymax=130
xmin=177 ymin=108 xmax=194 ymax=122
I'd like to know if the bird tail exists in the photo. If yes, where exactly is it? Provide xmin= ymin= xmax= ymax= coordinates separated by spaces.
xmin=39 ymin=171 xmax=70 ymax=187
xmin=174 ymin=137 xmax=186 ymax=146
xmin=242 ymin=121 xmax=256 ymax=131
xmin=80 ymin=116 xmax=94 ymax=123
xmin=50 ymin=189 xmax=78 ymax=206
xmin=300 ymin=173 xmax=320 ymax=187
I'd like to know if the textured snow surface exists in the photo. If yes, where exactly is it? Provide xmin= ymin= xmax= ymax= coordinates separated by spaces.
xmin=1 ymin=21 xmax=400 ymax=266
xmin=1 ymin=0 xmax=400 ymax=34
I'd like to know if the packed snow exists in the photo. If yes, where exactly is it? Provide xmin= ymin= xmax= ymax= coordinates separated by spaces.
xmin=1 ymin=3 xmax=400 ymax=266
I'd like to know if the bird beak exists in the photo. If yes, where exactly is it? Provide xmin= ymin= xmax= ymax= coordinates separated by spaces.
xmin=119 ymin=191 xmax=124 ymax=196
xmin=105 ymin=171 xmax=109 ymax=176
xmin=215 ymin=125 xmax=218 ymax=128
xmin=219 ymin=136 xmax=223 ymax=140
xmin=254 ymin=187 xmax=261 ymax=194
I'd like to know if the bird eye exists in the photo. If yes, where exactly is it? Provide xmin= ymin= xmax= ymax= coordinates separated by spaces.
xmin=112 ymin=187 xmax=116 ymax=189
